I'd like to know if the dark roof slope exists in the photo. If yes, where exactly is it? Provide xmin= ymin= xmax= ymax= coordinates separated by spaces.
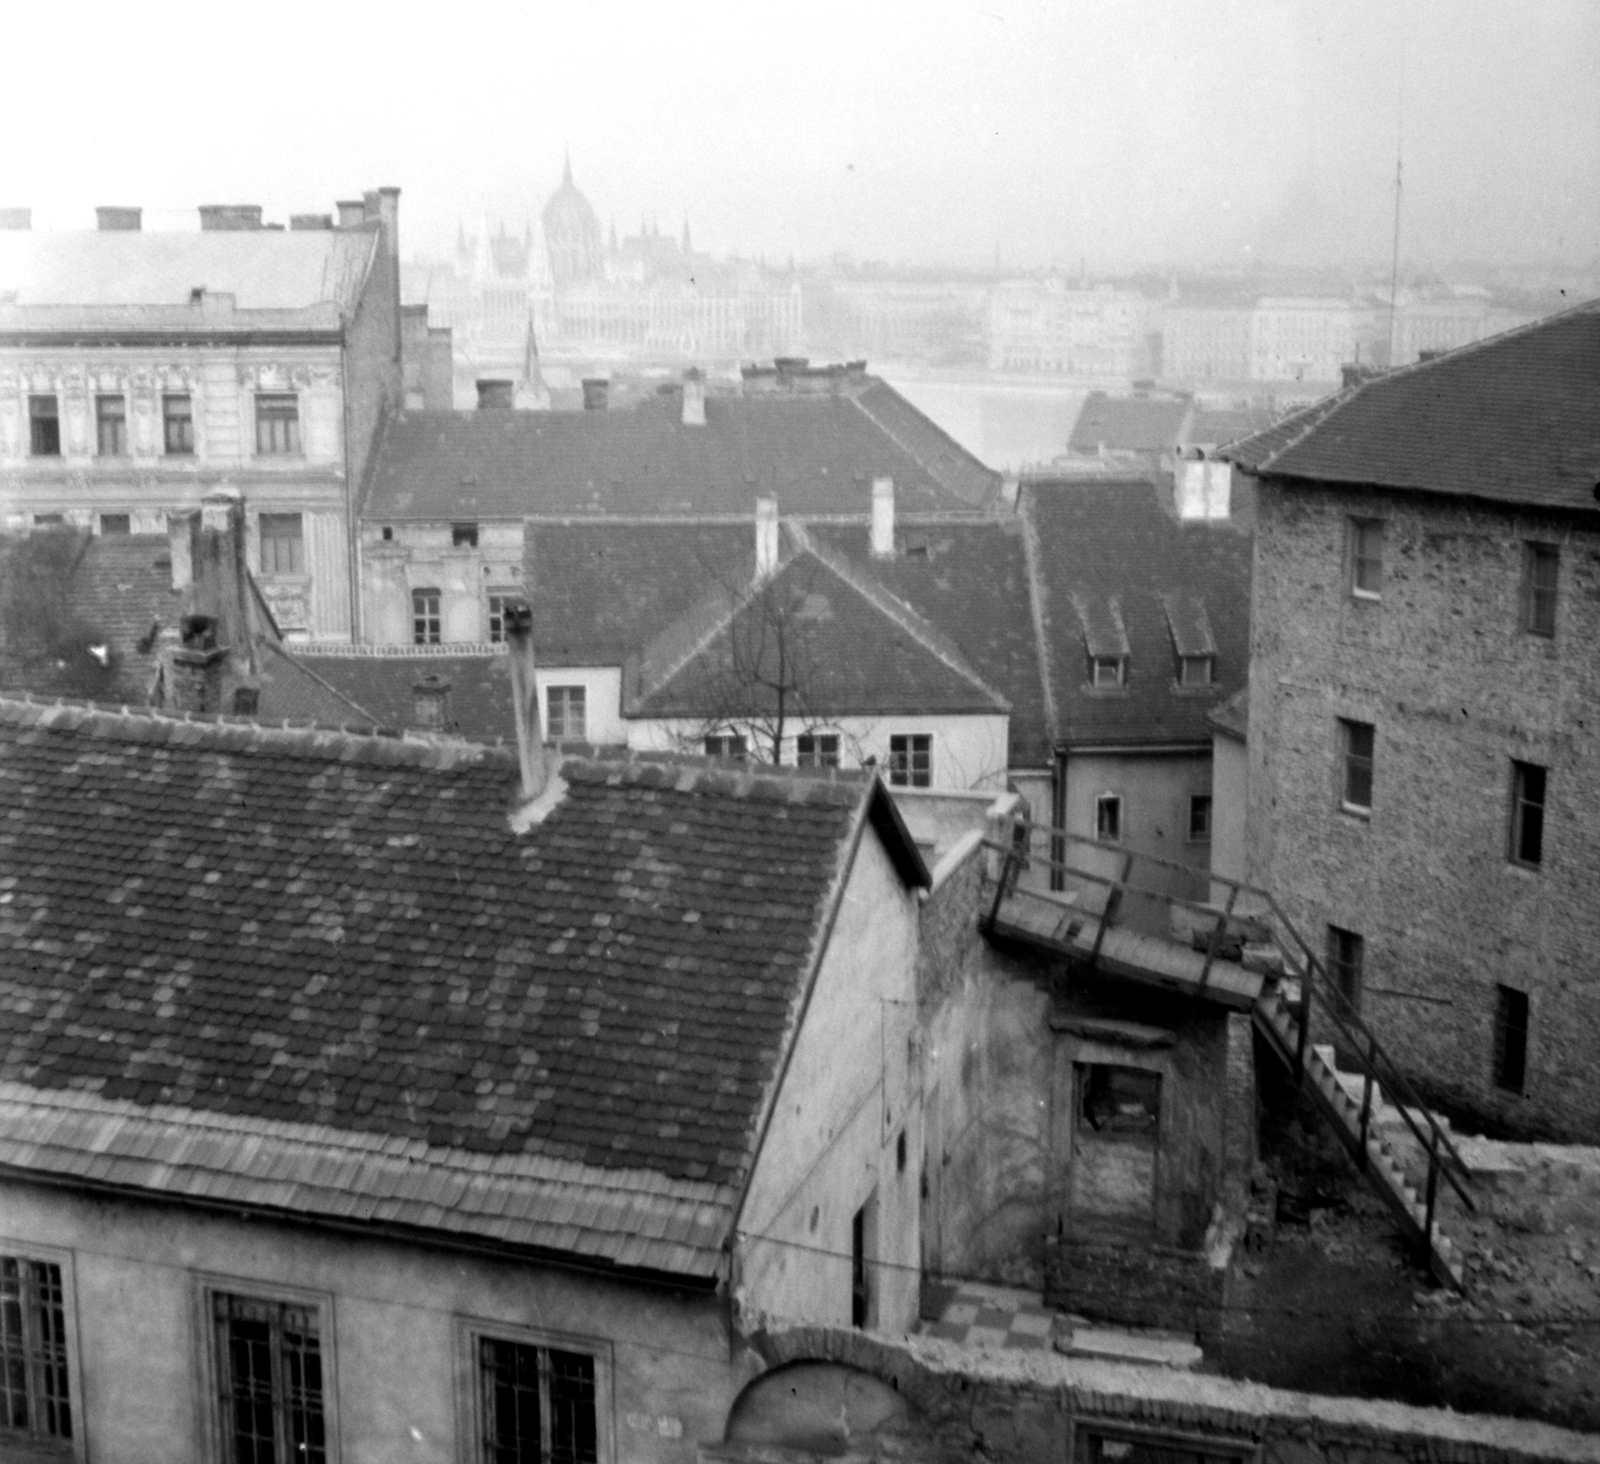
xmin=361 ymin=381 xmax=1000 ymax=522
xmin=806 ymin=521 xmax=1052 ymax=768
xmin=0 ymin=699 xmax=893 ymax=1199
xmin=1224 ymin=301 xmax=1600 ymax=515
xmin=292 ymin=647 xmax=515 ymax=742
xmin=1026 ymin=478 xmax=1252 ymax=747
xmin=1068 ymin=393 xmax=1192 ymax=455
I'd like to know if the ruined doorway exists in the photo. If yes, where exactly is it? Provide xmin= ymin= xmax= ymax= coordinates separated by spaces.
xmin=1069 ymin=1063 xmax=1160 ymax=1233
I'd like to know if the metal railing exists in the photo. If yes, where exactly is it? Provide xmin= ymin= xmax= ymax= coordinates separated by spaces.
xmin=981 ymin=816 xmax=1475 ymax=1247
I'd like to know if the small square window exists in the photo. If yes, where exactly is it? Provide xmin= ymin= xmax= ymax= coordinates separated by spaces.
xmin=29 ymin=395 xmax=60 ymax=457
xmin=412 ymin=588 xmax=441 ymax=645
xmin=888 ymin=733 xmax=931 ymax=788
xmin=1096 ymin=792 xmax=1122 ymax=842
xmin=1179 ymin=654 xmax=1212 ymax=687
xmin=547 ymin=686 xmax=586 ymax=742
xmin=1187 ymin=794 xmax=1211 ymax=841
xmin=0 ymin=1254 xmax=74 ymax=1447
xmin=163 ymin=393 xmax=195 ymax=455
xmin=1339 ymin=718 xmax=1374 ymax=813
xmin=1494 ymin=985 xmax=1529 ymax=1094
xmin=95 ymin=395 xmax=127 ymax=456
xmin=1522 ymin=544 xmax=1558 ymax=638
xmin=452 ymin=522 xmax=479 ymax=549
xmin=99 ymin=513 xmax=131 ymax=535
xmin=255 ymin=394 xmax=301 ymax=456
xmin=1349 ymin=518 xmax=1384 ymax=598
xmin=704 ymin=733 xmax=746 ymax=761
xmin=259 ymin=513 xmax=305 ymax=576
xmin=1510 ymin=760 xmax=1546 ymax=868
xmin=1092 ymin=656 xmax=1124 ymax=688
xmin=211 ymin=1291 xmax=327 ymax=1464
xmin=796 ymin=732 xmax=840 ymax=767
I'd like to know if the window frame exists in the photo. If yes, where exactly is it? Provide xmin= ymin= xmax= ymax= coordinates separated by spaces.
xmin=703 ymin=732 xmax=747 ymax=761
xmin=1509 ymin=759 xmax=1546 ymax=869
xmin=1095 ymin=792 xmax=1122 ymax=843
xmin=254 ymin=393 xmax=302 ymax=457
xmin=451 ymin=522 xmax=480 ymax=549
xmin=195 ymin=1276 xmax=337 ymax=1464
xmin=258 ymin=512 xmax=305 ymax=577
xmin=163 ymin=392 xmax=196 ymax=456
xmin=1521 ymin=542 xmax=1558 ymax=639
xmin=1091 ymin=655 xmax=1125 ymax=688
xmin=1326 ymin=925 xmax=1364 ymax=1017
xmin=1347 ymin=516 xmax=1384 ymax=599
xmin=796 ymin=732 xmax=841 ymax=768
xmin=455 ymin=1316 xmax=613 ymax=1464
xmin=546 ymin=685 xmax=587 ymax=743
xmin=1178 ymin=654 xmax=1213 ymax=688
xmin=486 ymin=591 xmax=518 ymax=645
xmin=412 ymin=588 xmax=442 ymax=646
xmin=0 ymin=1240 xmax=83 ymax=1462
xmin=887 ymin=733 xmax=932 ymax=788
xmin=1338 ymin=718 xmax=1374 ymax=816
xmin=1187 ymin=794 xmax=1212 ymax=842
xmin=98 ymin=513 xmax=131 ymax=536
xmin=28 ymin=395 xmax=61 ymax=458
xmin=94 ymin=394 xmax=128 ymax=457
xmin=1493 ymin=984 xmax=1529 ymax=1095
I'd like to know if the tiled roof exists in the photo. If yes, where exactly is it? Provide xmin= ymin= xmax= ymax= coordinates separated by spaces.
xmin=1224 ymin=301 xmax=1600 ymax=515
xmin=360 ymin=382 xmax=1001 ymax=522
xmin=0 ymin=700 xmax=911 ymax=1261
xmin=1025 ymin=478 xmax=1252 ymax=747
xmin=1184 ymin=405 xmax=1281 ymax=450
xmin=0 ymin=229 xmax=377 ymax=318
xmin=806 ymin=521 xmax=1052 ymax=767
xmin=292 ymin=646 xmax=515 ymax=742
xmin=627 ymin=527 xmax=1008 ymax=721
xmin=1068 ymin=393 xmax=1192 ymax=456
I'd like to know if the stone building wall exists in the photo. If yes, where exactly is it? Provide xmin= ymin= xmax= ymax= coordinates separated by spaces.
xmin=1245 ymin=475 xmax=1600 ymax=1139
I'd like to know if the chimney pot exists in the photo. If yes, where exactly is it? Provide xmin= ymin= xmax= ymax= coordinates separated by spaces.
xmin=198 ymin=204 xmax=264 ymax=231
xmin=581 ymin=378 xmax=610 ymax=411
xmin=755 ymin=497 xmax=780 ymax=578
xmin=476 ymin=378 xmax=515 ymax=410
xmin=682 ymin=367 xmax=706 ymax=427
xmin=336 ymin=199 xmax=366 ymax=228
xmin=870 ymin=476 xmax=895 ymax=557
xmin=0 ymin=208 xmax=31 ymax=231
xmin=412 ymin=673 xmax=452 ymax=733
xmin=95 ymin=206 xmax=141 ymax=231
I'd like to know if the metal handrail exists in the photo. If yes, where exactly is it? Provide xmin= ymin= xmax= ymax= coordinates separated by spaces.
xmin=983 ymin=816 xmax=1476 ymax=1214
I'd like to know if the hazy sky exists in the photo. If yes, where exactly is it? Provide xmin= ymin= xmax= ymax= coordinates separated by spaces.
xmin=7 ymin=0 xmax=1598 ymax=271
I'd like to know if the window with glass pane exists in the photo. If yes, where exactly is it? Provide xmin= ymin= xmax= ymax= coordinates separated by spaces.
xmin=412 ymin=589 xmax=442 ymax=645
xmin=547 ymin=686 xmax=586 ymax=742
xmin=1349 ymin=518 xmax=1384 ymax=597
xmin=255 ymin=394 xmax=301 ymax=455
xmin=1092 ymin=656 xmax=1124 ymax=687
xmin=213 ymin=1293 xmax=324 ymax=1464
xmin=1179 ymin=655 xmax=1212 ymax=687
xmin=1326 ymin=926 xmax=1364 ymax=1014
xmin=0 ymin=1256 xmax=72 ymax=1446
xmin=28 ymin=396 xmax=60 ymax=457
xmin=478 ymin=1338 xmax=597 ymax=1464
xmin=1339 ymin=719 xmax=1374 ymax=812
xmin=487 ymin=593 xmax=514 ymax=643
xmin=888 ymin=733 xmax=931 ymax=788
xmin=259 ymin=513 xmax=304 ymax=575
xmin=1523 ymin=544 xmax=1558 ymax=638
xmin=164 ymin=393 xmax=195 ymax=454
xmin=704 ymin=733 xmax=746 ymax=760
xmin=796 ymin=733 xmax=840 ymax=767
xmin=1096 ymin=793 xmax=1122 ymax=842
xmin=96 ymin=394 xmax=127 ymax=456
xmin=1510 ymin=760 xmax=1546 ymax=868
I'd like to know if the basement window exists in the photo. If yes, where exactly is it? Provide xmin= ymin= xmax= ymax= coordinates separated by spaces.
xmin=1494 ymin=985 xmax=1529 ymax=1094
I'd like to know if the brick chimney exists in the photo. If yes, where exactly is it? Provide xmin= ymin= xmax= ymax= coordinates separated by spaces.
xmin=198 ymin=204 xmax=264 ymax=231
xmin=476 ymin=379 xmax=515 ymax=410
xmin=503 ymin=600 xmax=551 ymax=805
xmin=0 ymin=208 xmax=30 ymax=231
xmin=870 ymin=476 xmax=895 ymax=558
xmin=413 ymin=674 xmax=452 ymax=733
xmin=682 ymin=367 xmax=706 ymax=427
xmin=755 ymin=497 xmax=780 ymax=579
xmin=167 ymin=615 xmax=227 ymax=713
xmin=95 ymin=207 xmax=141 ymax=231
xmin=336 ymin=199 xmax=366 ymax=228
xmin=581 ymin=378 xmax=609 ymax=411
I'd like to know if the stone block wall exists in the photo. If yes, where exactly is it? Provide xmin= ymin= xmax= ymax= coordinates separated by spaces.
xmin=1246 ymin=476 xmax=1600 ymax=1140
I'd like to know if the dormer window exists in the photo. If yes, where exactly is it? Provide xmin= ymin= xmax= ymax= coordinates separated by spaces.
xmin=1092 ymin=656 xmax=1125 ymax=688
xmin=1180 ymin=654 xmax=1213 ymax=687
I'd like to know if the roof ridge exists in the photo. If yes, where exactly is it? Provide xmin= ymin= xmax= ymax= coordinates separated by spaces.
xmin=629 ymin=555 xmax=765 ymax=707
xmin=1018 ymin=488 xmax=1061 ymax=742
xmin=851 ymin=378 xmax=1002 ymax=498
xmin=259 ymin=641 xmax=384 ymax=727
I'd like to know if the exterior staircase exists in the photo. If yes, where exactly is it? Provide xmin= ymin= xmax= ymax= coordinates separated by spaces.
xmin=980 ymin=818 xmax=1473 ymax=1290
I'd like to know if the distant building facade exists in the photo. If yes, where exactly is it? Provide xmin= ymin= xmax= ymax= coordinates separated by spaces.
xmin=988 ymin=279 xmax=1155 ymax=378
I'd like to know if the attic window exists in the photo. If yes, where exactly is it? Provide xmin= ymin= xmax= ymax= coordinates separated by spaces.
xmin=1092 ymin=656 xmax=1125 ymax=688
xmin=452 ymin=522 xmax=479 ymax=548
xmin=1180 ymin=654 xmax=1213 ymax=687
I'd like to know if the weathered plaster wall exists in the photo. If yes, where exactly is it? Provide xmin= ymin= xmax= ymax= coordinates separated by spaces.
xmin=891 ymin=786 xmax=1018 ymax=866
xmin=0 ymin=1180 xmax=748 ymax=1464
xmin=1246 ymin=476 xmax=1600 ymax=1139
xmin=1210 ymin=726 xmax=1249 ymax=899
xmin=359 ymin=520 xmax=526 ymax=646
xmin=737 ymin=828 xmax=923 ymax=1334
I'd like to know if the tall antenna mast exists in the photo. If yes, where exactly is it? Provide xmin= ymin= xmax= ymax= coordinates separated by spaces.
xmin=1386 ymin=46 xmax=1406 ymax=367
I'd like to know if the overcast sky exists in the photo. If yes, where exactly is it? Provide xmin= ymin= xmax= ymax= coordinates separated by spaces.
xmin=7 ymin=0 xmax=1597 ymax=272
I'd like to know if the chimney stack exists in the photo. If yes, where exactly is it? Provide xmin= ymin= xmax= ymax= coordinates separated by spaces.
xmin=476 ymin=378 xmax=515 ymax=410
xmin=95 ymin=207 xmax=141 ymax=232
xmin=581 ymin=377 xmax=609 ymax=411
xmin=193 ymin=486 xmax=257 ymax=681
xmin=167 ymin=511 xmax=193 ymax=592
xmin=198 ymin=204 xmax=264 ymax=231
xmin=502 ymin=601 xmax=550 ymax=804
xmin=336 ymin=199 xmax=366 ymax=228
xmin=167 ymin=615 xmax=227 ymax=714
xmin=0 ymin=208 xmax=30 ymax=231
xmin=290 ymin=213 xmax=334 ymax=231
xmin=870 ymin=476 xmax=895 ymax=558
xmin=681 ymin=367 xmax=706 ymax=427
xmin=755 ymin=497 xmax=780 ymax=578
xmin=412 ymin=674 xmax=453 ymax=733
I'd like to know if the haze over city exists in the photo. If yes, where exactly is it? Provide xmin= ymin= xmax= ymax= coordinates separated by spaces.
xmin=9 ymin=0 xmax=1598 ymax=271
